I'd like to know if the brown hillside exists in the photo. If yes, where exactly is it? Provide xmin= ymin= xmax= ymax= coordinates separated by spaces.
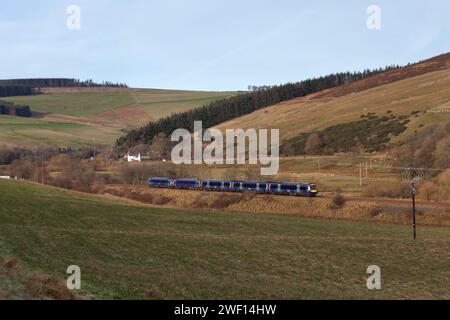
xmin=286 ymin=52 xmax=450 ymax=104
xmin=215 ymin=52 xmax=450 ymax=144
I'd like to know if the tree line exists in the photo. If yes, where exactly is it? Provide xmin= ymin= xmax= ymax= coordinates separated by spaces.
xmin=0 ymin=85 xmax=36 ymax=97
xmin=0 ymin=78 xmax=127 ymax=88
xmin=0 ymin=78 xmax=128 ymax=97
xmin=0 ymin=100 xmax=32 ymax=117
xmin=115 ymin=65 xmax=402 ymax=152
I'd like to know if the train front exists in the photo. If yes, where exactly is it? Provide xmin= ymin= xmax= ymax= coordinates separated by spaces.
xmin=308 ymin=184 xmax=318 ymax=196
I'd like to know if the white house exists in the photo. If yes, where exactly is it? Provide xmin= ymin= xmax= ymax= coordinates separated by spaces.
xmin=126 ymin=153 xmax=141 ymax=162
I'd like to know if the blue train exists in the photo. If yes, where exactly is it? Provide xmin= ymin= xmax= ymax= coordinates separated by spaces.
xmin=148 ymin=177 xmax=318 ymax=197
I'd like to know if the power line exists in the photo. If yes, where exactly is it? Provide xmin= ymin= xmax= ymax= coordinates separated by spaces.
xmin=370 ymin=165 xmax=448 ymax=172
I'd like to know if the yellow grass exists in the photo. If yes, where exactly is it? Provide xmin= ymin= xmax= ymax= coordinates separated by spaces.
xmin=99 ymin=184 xmax=450 ymax=227
xmin=215 ymin=68 xmax=450 ymax=144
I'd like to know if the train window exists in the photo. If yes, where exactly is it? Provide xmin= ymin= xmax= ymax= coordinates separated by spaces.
xmin=280 ymin=185 xmax=296 ymax=191
xmin=300 ymin=186 xmax=307 ymax=191
xmin=210 ymin=181 xmax=222 ymax=187
xmin=179 ymin=180 xmax=196 ymax=185
xmin=242 ymin=183 xmax=256 ymax=188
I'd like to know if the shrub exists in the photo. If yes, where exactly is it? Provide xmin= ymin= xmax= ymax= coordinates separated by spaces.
xmin=369 ymin=207 xmax=382 ymax=217
xmin=50 ymin=176 xmax=73 ymax=190
xmin=25 ymin=273 xmax=76 ymax=300
xmin=210 ymin=195 xmax=240 ymax=209
xmin=417 ymin=170 xmax=450 ymax=202
xmin=329 ymin=193 xmax=346 ymax=210
xmin=281 ymin=114 xmax=409 ymax=155
xmin=151 ymin=195 xmax=171 ymax=205
xmin=362 ymin=182 xmax=410 ymax=199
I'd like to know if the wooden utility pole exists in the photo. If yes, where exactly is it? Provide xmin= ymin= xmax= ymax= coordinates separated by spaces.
xmin=359 ymin=163 xmax=362 ymax=187
xmin=93 ymin=138 xmax=96 ymax=159
xmin=403 ymin=167 xmax=423 ymax=240
xmin=411 ymin=180 xmax=417 ymax=240
xmin=365 ymin=162 xmax=368 ymax=181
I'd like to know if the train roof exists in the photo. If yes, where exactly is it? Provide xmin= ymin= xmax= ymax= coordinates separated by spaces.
xmin=149 ymin=177 xmax=317 ymax=186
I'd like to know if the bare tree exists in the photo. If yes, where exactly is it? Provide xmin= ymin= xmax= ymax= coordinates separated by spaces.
xmin=304 ymin=133 xmax=323 ymax=155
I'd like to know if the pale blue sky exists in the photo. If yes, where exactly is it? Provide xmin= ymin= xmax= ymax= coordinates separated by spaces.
xmin=1 ymin=0 xmax=449 ymax=90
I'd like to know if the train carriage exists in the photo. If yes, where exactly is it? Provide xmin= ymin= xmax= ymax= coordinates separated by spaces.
xmin=203 ymin=179 xmax=233 ymax=191
xmin=174 ymin=178 xmax=200 ymax=189
xmin=149 ymin=177 xmax=318 ymax=197
xmin=148 ymin=177 xmax=172 ymax=188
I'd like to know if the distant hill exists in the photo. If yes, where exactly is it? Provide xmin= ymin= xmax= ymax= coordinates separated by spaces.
xmin=214 ymin=52 xmax=450 ymax=154
xmin=115 ymin=63 xmax=405 ymax=151
xmin=0 ymin=88 xmax=236 ymax=147
xmin=0 ymin=78 xmax=127 ymax=88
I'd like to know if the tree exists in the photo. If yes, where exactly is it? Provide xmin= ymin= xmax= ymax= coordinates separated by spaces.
xmin=414 ymin=136 xmax=436 ymax=168
xmin=304 ymin=133 xmax=323 ymax=155
xmin=149 ymin=133 xmax=172 ymax=160
xmin=433 ymin=137 xmax=450 ymax=169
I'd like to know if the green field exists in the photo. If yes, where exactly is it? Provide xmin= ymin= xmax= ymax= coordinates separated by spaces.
xmin=0 ymin=115 xmax=120 ymax=147
xmin=6 ymin=89 xmax=235 ymax=119
xmin=1 ymin=88 xmax=236 ymax=147
xmin=0 ymin=179 xmax=449 ymax=299
xmin=130 ymin=88 xmax=236 ymax=119
xmin=6 ymin=92 xmax=135 ymax=116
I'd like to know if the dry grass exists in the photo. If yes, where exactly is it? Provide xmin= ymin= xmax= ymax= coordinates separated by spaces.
xmin=98 ymin=184 xmax=450 ymax=227
xmin=362 ymin=182 xmax=410 ymax=199
xmin=417 ymin=170 xmax=450 ymax=202
xmin=0 ymin=256 xmax=77 ymax=300
xmin=215 ymin=68 xmax=450 ymax=146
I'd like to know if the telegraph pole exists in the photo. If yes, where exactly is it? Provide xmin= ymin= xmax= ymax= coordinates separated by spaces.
xmin=403 ymin=168 xmax=423 ymax=240
xmin=411 ymin=180 xmax=417 ymax=240
xmin=359 ymin=163 xmax=362 ymax=187
xmin=92 ymin=138 xmax=96 ymax=159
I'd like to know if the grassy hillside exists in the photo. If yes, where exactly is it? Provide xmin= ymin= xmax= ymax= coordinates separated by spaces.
xmin=215 ymin=67 xmax=450 ymax=145
xmin=130 ymin=88 xmax=235 ymax=119
xmin=1 ymin=88 xmax=235 ymax=147
xmin=8 ymin=89 xmax=235 ymax=119
xmin=0 ymin=115 xmax=119 ymax=147
xmin=0 ymin=179 xmax=449 ymax=299
xmin=9 ymin=91 xmax=134 ymax=116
